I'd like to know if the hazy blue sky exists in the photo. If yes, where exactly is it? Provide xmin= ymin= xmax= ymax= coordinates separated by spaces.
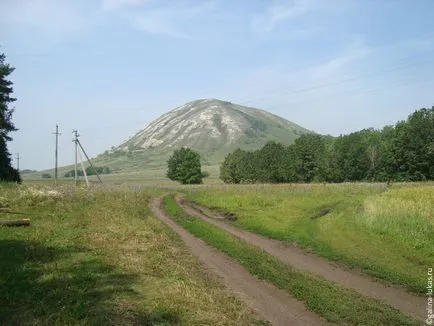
xmin=1 ymin=0 xmax=434 ymax=170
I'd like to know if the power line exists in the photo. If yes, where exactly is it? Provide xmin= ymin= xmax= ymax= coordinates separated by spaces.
xmin=238 ymin=57 xmax=434 ymax=107
xmin=269 ymin=75 xmax=433 ymax=109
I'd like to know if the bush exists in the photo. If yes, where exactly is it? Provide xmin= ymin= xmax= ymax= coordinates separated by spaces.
xmin=64 ymin=166 xmax=111 ymax=178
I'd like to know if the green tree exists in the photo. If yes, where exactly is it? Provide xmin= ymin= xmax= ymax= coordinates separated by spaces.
xmin=219 ymin=106 xmax=434 ymax=184
xmin=220 ymin=149 xmax=248 ymax=184
xmin=255 ymin=141 xmax=286 ymax=182
xmin=376 ymin=125 xmax=396 ymax=181
xmin=282 ymin=145 xmax=299 ymax=182
xmin=392 ymin=107 xmax=434 ymax=181
xmin=0 ymin=52 xmax=20 ymax=182
xmin=85 ymin=166 xmax=111 ymax=176
xmin=293 ymin=134 xmax=326 ymax=182
xmin=64 ymin=170 xmax=84 ymax=177
xmin=315 ymin=136 xmax=336 ymax=182
xmin=167 ymin=147 xmax=203 ymax=184
xmin=333 ymin=129 xmax=381 ymax=181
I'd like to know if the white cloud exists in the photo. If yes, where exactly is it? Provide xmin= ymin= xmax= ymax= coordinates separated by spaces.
xmin=0 ymin=0 xmax=93 ymax=36
xmin=0 ymin=0 xmax=216 ymax=46
xmin=252 ymin=0 xmax=353 ymax=34
xmin=252 ymin=0 xmax=321 ymax=33
xmin=214 ymin=39 xmax=373 ymax=134
xmin=129 ymin=2 xmax=216 ymax=39
xmin=132 ymin=10 xmax=193 ymax=39
xmin=219 ymin=33 xmax=434 ymax=135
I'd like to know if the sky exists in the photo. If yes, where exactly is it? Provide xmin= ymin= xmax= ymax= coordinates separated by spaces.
xmin=1 ymin=0 xmax=434 ymax=170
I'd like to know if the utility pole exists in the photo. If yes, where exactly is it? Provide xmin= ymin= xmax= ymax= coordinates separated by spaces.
xmin=77 ymin=140 xmax=103 ymax=184
xmin=52 ymin=124 xmax=61 ymax=183
xmin=15 ymin=153 xmax=20 ymax=171
xmin=78 ymin=148 xmax=89 ymax=186
xmin=71 ymin=129 xmax=103 ymax=186
xmin=72 ymin=130 xmax=79 ymax=185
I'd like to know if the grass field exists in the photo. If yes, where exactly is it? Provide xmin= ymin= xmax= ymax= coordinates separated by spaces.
xmin=21 ymin=164 xmax=222 ymax=183
xmin=2 ymin=181 xmax=431 ymax=324
xmin=21 ymin=168 xmax=223 ymax=187
xmin=185 ymin=183 xmax=434 ymax=294
xmin=162 ymin=195 xmax=420 ymax=325
xmin=0 ymin=184 xmax=264 ymax=325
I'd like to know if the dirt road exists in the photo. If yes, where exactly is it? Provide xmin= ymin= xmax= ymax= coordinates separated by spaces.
xmin=176 ymin=195 xmax=426 ymax=322
xmin=151 ymin=197 xmax=328 ymax=326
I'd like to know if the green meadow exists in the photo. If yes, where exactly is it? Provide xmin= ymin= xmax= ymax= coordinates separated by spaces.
xmin=185 ymin=183 xmax=434 ymax=294
xmin=0 ymin=184 xmax=263 ymax=325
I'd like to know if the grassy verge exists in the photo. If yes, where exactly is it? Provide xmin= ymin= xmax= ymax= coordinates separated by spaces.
xmin=0 ymin=184 xmax=264 ymax=325
xmin=185 ymin=183 xmax=434 ymax=293
xmin=162 ymin=194 xmax=421 ymax=325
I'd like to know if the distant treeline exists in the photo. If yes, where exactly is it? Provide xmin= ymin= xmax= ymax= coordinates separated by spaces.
xmin=64 ymin=166 xmax=111 ymax=178
xmin=20 ymin=169 xmax=37 ymax=174
xmin=220 ymin=106 xmax=434 ymax=183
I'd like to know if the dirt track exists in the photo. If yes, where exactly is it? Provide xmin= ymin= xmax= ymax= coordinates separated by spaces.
xmin=151 ymin=197 xmax=328 ymax=326
xmin=176 ymin=195 xmax=426 ymax=322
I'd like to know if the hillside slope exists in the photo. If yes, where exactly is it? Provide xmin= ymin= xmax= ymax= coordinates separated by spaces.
xmin=27 ymin=99 xmax=313 ymax=180
xmin=92 ymin=99 xmax=312 ymax=174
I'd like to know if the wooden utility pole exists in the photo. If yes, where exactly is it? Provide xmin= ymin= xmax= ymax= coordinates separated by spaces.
xmin=52 ymin=124 xmax=61 ymax=182
xmin=78 ymin=148 xmax=89 ymax=186
xmin=77 ymin=139 xmax=103 ymax=184
xmin=73 ymin=130 xmax=79 ymax=185
xmin=71 ymin=130 xmax=103 ymax=186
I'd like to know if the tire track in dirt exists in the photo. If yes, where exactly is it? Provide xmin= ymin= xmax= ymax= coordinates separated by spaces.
xmin=151 ymin=197 xmax=329 ymax=326
xmin=176 ymin=195 xmax=426 ymax=322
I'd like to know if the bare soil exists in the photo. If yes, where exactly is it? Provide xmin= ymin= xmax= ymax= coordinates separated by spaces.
xmin=177 ymin=195 xmax=426 ymax=322
xmin=151 ymin=197 xmax=328 ymax=326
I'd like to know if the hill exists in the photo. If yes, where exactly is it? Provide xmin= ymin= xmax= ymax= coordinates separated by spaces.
xmin=26 ymin=99 xmax=313 ymax=180
xmin=92 ymin=99 xmax=312 ymax=174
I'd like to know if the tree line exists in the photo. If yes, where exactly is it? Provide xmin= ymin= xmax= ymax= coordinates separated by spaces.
xmin=64 ymin=166 xmax=111 ymax=178
xmin=220 ymin=107 xmax=434 ymax=183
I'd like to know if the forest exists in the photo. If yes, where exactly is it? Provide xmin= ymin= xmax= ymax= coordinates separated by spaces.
xmin=220 ymin=106 xmax=434 ymax=183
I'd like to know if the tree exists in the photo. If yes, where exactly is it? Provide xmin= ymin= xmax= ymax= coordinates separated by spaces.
xmin=293 ymin=134 xmax=325 ymax=182
xmin=219 ymin=106 xmax=434 ymax=184
xmin=64 ymin=170 xmax=84 ymax=177
xmin=0 ymin=52 xmax=20 ymax=182
xmin=85 ymin=166 xmax=111 ymax=176
xmin=255 ymin=141 xmax=286 ymax=182
xmin=63 ymin=166 xmax=111 ymax=178
xmin=167 ymin=147 xmax=203 ymax=184
xmin=283 ymin=145 xmax=299 ymax=182
xmin=220 ymin=149 xmax=249 ymax=184
xmin=376 ymin=125 xmax=397 ymax=181
xmin=392 ymin=107 xmax=434 ymax=181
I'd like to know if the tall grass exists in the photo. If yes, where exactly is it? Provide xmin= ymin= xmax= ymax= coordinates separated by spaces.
xmin=186 ymin=183 xmax=434 ymax=293
xmin=163 ymin=195 xmax=420 ymax=325
xmin=359 ymin=187 xmax=433 ymax=247
xmin=0 ymin=184 xmax=263 ymax=325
